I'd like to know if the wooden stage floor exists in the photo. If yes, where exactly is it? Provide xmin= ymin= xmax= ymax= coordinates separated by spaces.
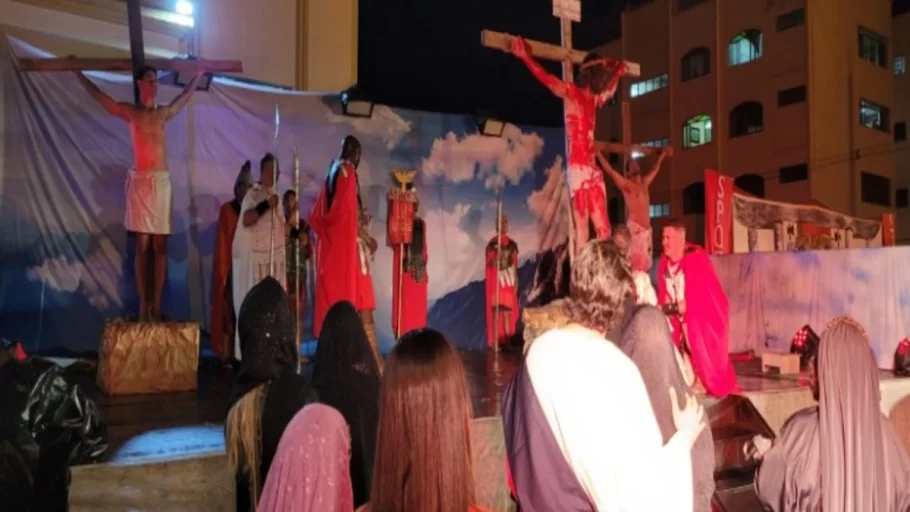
xmin=68 ymin=350 xmax=910 ymax=465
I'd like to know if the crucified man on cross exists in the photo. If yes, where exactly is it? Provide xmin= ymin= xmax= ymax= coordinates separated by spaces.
xmin=509 ymin=37 xmax=626 ymax=252
xmin=597 ymin=149 xmax=669 ymax=272
xmin=74 ymin=63 xmax=204 ymax=321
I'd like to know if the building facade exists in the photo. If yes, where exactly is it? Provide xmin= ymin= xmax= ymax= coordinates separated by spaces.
xmin=0 ymin=0 xmax=356 ymax=91
xmin=595 ymin=0 xmax=897 ymax=246
xmin=892 ymin=7 xmax=909 ymax=243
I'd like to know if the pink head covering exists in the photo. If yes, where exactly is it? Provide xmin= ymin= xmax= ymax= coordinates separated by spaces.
xmin=257 ymin=404 xmax=354 ymax=512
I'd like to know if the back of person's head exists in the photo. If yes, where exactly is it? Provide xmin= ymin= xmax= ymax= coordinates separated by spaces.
xmin=370 ymin=329 xmax=474 ymax=512
xmin=564 ymin=239 xmax=634 ymax=334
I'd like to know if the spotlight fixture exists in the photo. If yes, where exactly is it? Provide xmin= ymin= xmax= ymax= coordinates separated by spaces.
xmin=790 ymin=324 xmax=819 ymax=368
xmin=341 ymin=85 xmax=374 ymax=118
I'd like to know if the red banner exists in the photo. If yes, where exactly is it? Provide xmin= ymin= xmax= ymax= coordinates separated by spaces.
xmin=704 ymin=169 xmax=734 ymax=255
xmin=882 ymin=212 xmax=896 ymax=246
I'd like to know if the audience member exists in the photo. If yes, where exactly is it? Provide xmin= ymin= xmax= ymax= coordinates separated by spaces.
xmin=755 ymin=316 xmax=910 ymax=512
xmin=311 ymin=301 xmax=381 ymax=507
xmin=257 ymin=403 xmax=354 ymax=512
xmin=225 ymin=277 xmax=318 ymax=512
xmin=502 ymin=239 xmax=705 ymax=511
xmin=362 ymin=328 xmax=491 ymax=512
xmin=612 ymin=224 xmax=656 ymax=305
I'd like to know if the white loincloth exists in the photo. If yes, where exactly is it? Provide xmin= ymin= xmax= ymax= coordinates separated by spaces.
xmin=231 ymin=184 xmax=287 ymax=360
xmin=124 ymin=169 xmax=173 ymax=235
xmin=627 ymin=219 xmax=652 ymax=272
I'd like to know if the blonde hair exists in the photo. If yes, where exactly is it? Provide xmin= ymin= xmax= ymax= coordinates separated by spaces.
xmin=225 ymin=385 xmax=265 ymax=510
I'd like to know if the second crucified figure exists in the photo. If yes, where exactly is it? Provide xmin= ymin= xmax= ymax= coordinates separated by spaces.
xmin=509 ymin=37 xmax=626 ymax=252
xmin=597 ymin=149 xmax=669 ymax=272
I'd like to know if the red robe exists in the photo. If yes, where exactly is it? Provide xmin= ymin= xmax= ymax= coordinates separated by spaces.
xmin=391 ymin=218 xmax=428 ymax=337
xmin=485 ymin=235 xmax=519 ymax=348
xmin=657 ymin=243 xmax=738 ymax=398
xmin=211 ymin=200 xmax=240 ymax=358
xmin=310 ymin=160 xmax=375 ymax=337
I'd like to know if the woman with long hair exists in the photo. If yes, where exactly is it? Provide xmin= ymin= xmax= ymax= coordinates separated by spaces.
xmin=257 ymin=403 xmax=354 ymax=512
xmin=311 ymin=301 xmax=381 ymax=507
xmin=363 ymin=328 xmax=490 ymax=512
xmin=225 ymin=277 xmax=318 ymax=512
xmin=502 ymin=239 xmax=705 ymax=511
xmin=755 ymin=317 xmax=910 ymax=512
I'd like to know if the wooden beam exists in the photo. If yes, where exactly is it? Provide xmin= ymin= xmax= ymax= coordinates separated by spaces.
xmin=596 ymin=141 xmax=674 ymax=157
xmin=481 ymin=29 xmax=641 ymax=77
xmin=127 ymin=0 xmax=145 ymax=103
xmin=18 ymin=58 xmax=244 ymax=73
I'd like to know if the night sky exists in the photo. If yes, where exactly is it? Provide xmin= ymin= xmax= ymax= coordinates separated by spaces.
xmin=358 ymin=0 xmax=910 ymax=128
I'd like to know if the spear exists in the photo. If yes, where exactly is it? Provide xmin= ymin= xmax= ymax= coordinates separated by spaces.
xmin=294 ymin=144 xmax=301 ymax=350
xmin=269 ymin=104 xmax=280 ymax=276
xmin=494 ymin=181 xmax=503 ymax=354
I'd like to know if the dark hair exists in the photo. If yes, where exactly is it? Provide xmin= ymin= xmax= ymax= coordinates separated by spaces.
xmin=563 ymin=239 xmax=634 ymax=334
xmin=283 ymin=190 xmax=296 ymax=200
xmin=664 ymin=217 xmax=686 ymax=231
xmin=577 ymin=52 xmax=609 ymax=91
xmin=134 ymin=65 xmax=157 ymax=82
xmin=370 ymin=328 xmax=474 ymax=512
xmin=260 ymin=153 xmax=275 ymax=172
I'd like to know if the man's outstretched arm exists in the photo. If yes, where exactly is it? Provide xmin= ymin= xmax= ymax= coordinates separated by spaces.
xmin=73 ymin=71 xmax=130 ymax=120
xmin=166 ymin=71 xmax=204 ymax=120
xmin=644 ymin=149 xmax=669 ymax=187
xmin=510 ymin=37 xmax=568 ymax=99
xmin=596 ymin=152 xmax=631 ymax=191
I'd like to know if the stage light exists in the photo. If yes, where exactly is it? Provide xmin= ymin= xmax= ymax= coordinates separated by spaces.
xmin=176 ymin=0 xmax=194 ymax=16
xmin=790 ymin=324 xmax=819 ymax=368
xmin=475 ymin=114 xmax=505 ymax=137
xmin=895 ymin=338 xmax=910 ymax=376
xmin=341 ymin=86 xmax=374 ymax=118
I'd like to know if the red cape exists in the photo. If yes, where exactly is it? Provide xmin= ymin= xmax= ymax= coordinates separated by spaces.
xmin=657 ymin=243 xmax=738 ymax=398
xmin=210 ymin=201 xmax=239 ymax=358
xmin=391 ymin=223 xmax=428 ymax=337
xmin=485 ymin=235 xmax=519 ymax=348
xmin=310 ymin=161 xmax=374 ymax=337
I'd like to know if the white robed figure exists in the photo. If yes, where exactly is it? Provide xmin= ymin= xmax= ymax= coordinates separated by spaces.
xmin=232 ymin=153 xmax=287 ymax=359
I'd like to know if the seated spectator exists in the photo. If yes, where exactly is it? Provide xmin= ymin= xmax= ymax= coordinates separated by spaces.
xmin=615 ymin=305 xmax=716 ymax=512
xmin=501 ymin=239 xmax=706 ymax=511
xmin=755 ymin=316 xmax=910 ymax=512
xmin=361 ymin=328 xmax=491 ymax=512
xmin=225 ymin=277 xmax=318 ymax=511
xmin=257 ymin=403 xmax=353 ymax=512
xmin=311 ymin=301 xmax=381 ymax=507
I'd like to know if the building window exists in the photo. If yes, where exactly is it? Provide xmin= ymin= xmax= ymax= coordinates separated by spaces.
xmin=632 ymin=137 xmax=670 ymax=159
xmin=735 ymin=174 xmax=766 ymax=198
xmin=897 ymin=188 xmax=909 ymax=209
xmin=861 ymin=172 xmax=891 ymax=207
xmin=683 ymin=114 xmax=712 ymax=149
xmin=859 ymin=99 xmax=890 ymax=132
xmin=729 ymin=101 xmax=764 ymax=138
xmin=895 ymin=56 xmax=906 ymax=75
xmin=681 ymin=47 xmax=711 ymax=82
xmin=683 ymin=182 xmax=706 ymax=214
xmin=896 ymin=122 xmax=907 ymax=142
xmin=776 ymin=8 xmax=805 ymax=32
xmin=630 ymin=73 xmax=669 ymax=98
xmin=779 ymin=163 xmax=808 ymax=183
xmin=728 ymin=29 xmax=763 ymax=66
xmin=778 ymin=85 xmax=806 ymax=107
xmin=858 ymin=27 xmax=888 ymax=68
xmin=649 ymin=203 xmax=671 ymax=218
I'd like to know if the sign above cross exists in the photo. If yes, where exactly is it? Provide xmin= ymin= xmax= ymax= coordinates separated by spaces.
xmin=16 ymin=0 xmax=242 ymax=102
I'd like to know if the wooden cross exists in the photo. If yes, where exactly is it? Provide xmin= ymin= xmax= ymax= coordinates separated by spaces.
xmin=481 ymin=1 xmax=640 ymax=258
xmin=16 ymin=0 xmax=242 ymax=103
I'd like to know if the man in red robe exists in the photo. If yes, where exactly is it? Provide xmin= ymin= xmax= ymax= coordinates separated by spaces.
xmin=392 ymin=213 xmax=428 ymax=338
xmin=485 ymin=215 xmax=519 ymax=349
xmin=657 ymin=219 xmax=738 ymax=398
xmin=210 ymin=161 xmax=252 ymax=361
xmin=310 ymin=136 xmax=381 ymax=365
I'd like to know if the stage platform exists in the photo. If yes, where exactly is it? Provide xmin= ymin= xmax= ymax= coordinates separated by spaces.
xmin=64 ymin=351 xmax=910 ymax=511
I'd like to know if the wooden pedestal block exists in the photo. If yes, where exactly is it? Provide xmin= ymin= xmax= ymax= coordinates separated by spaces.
xmin=97 ymin=320 xmax=199 ymax=395
xmin=761 ymin=351 xmax=801 ymax=375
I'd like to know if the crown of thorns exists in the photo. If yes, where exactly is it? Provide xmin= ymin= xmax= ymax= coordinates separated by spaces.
xmin=579 ymin=57 xmax=621 ymax=70
xmin=822 ymin=316 xmax=869 ymax=342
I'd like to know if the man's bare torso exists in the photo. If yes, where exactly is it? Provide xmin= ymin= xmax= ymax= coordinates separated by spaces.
xmin=623 ymin=182 xmax=651 ymax=227
xmin=125 ymin=105 xmax=169 ymax=172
